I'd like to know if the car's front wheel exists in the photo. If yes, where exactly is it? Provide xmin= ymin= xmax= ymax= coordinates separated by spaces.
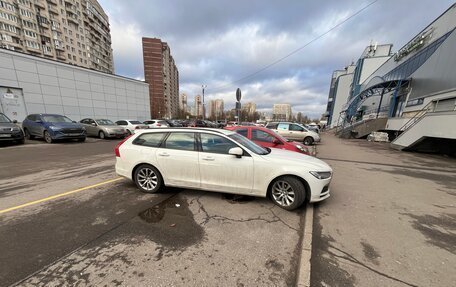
xmin=303 ymin=137 xmax=314 ymax=145
xmin=44 ymin=131 xmax=53 ymax=143
xmin=24 ymin=129 xmax=34 ymax=140
xmin=99 ymin=131 xmax=106 ymax=139
xmin=270 ymin=176 xmax=306 ymax=210
xmin=134 ymin=164 xmax=163 ymax=193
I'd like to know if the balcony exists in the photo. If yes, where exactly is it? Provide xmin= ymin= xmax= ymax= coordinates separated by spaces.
xmin=42 ymin=46 xmax=53 ymax=56
xmin=56 ymin=52 xmax=66 ymax=60
xmin=66 ymin=13 xmax=79 ymax=25
xmin=34 ymin=0 xmax=46 ymax=9
xmin=55 ymin=45 xmax=64 ymax=51
xmin=48 ymin=5 xmax=58 ymax=14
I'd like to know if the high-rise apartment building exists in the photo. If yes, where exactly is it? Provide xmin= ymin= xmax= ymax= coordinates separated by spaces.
xmin=0 ymin=0 xmax=114 ymax=73
xmin=208 ymin=99 xmax=224 ymax=119
xmin=142 ymin=37 xmax=179 ymax=119
xmin=242 ymin=102 xmax=256 ymax=116
xmin=179 ymin=93 xmax=187 ymax=114
xmin=194 ymin=94 xmax=203 ymax=118
xmin=273 ymin=103 xmax=292 ymax=121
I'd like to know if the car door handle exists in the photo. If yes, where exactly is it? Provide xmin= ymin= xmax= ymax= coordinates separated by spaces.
xmin=202 ymin=157 xmax=215 ymax=161
xmin=158 ymin=152 xmax=170 ymax=157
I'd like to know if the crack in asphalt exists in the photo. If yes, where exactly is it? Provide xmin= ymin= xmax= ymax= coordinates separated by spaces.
xmin=193 ymin=196 xmax=299 ymax=232
xmin=327 ymin=244 xmax=419 ymax=287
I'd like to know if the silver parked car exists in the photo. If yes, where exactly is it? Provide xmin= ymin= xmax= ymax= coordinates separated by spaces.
xmin=80 ymin=118 xmax=128 ymax=139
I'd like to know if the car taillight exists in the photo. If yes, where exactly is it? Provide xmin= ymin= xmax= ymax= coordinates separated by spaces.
xmin=115 ymin=135 xmax=132 ymax=157
xmin=157 ymin=123 xmax=161 ymax=126
xmin=135 ymin=126 xmax=140 ymax=129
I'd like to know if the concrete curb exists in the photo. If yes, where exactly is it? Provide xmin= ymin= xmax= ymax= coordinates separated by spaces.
xmin=297 ymin=205 xmax=314 ymax=287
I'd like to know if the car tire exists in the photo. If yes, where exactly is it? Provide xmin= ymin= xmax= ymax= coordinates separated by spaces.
xmin=134 ymin=164 xmax=163 ymax=194
xmin=17 ymin=138 xmax=25 ymax=145
xmin=24 ymin=129 xmax=34 ymax=140
xmin=77 ymin=137 xmax=86 ymax=142
xmin=269 ymin=176 xmax=306 ymax=210
xmin=44 ymin=130 xmax=53 ymax=144
xmin=303 ymin=137 xmax=314 ymax=146
xmin=99 ymin=131 xmax=106 ymax=139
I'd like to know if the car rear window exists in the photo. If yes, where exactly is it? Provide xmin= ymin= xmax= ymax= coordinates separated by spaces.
xmin=277 ymin=123 xmax=289 ymax=130
xmin=133 ymin=133 xmax=166 ymax=147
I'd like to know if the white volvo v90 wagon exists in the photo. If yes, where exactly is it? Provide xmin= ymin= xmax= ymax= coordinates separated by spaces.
xmin=115 ymin=128 xmax=332 ymax=210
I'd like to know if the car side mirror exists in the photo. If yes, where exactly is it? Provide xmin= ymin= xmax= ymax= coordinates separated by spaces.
xmin=91 ymin=123 xmax=97 ymax=126
xmin=13 ymin=120 xmax=18 ymax=124
xmin=272 ymin=139 xmax=281 ymax=145
xmin=228 ymin=147 xmax=244 ymax=158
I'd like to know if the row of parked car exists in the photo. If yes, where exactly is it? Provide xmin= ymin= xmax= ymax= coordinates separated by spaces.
xmin=0 ymin=112 xmax=321 ymax=151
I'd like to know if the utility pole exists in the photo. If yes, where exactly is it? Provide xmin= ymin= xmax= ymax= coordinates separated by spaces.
xmin=202 ymin=85 xmax=207 ymax=120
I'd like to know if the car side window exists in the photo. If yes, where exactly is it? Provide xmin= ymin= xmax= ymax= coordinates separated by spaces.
xmin=266 ymin=123 xmax=278 ymax=129
xmin=236 ymin=129 xmax=248 ymax=138
xmin=251 ymin=129 xmax=275 ymax=143
xmin=81 ymin=119 xmax=89 ymax=124
xmin=133 ymin=133 xmax=166 ymax=147
xmin=27 ymin=115 xmax=35 ymax=121
xmin=200 ymin=133 xmax=238 ymax=154
xmin=163 ymin=132 xmax=195 ymax=151
xmin=116 ymin=121 xmax=127 ymax=125
xmin=277 ymin=123 xmax=289 ymax=131
xmin=290 ymin=124 xmax=304 ymax=132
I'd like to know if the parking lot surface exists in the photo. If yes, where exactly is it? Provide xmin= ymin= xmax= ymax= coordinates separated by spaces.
xmin=0 ymin=139 xmax=305 ymax=286
xmin=311 ymin=133 xmax=456 ymax=287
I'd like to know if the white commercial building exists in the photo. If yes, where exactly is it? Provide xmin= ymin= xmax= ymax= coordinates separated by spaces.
xmin=0 ymin=49 xmax=150 ymax=122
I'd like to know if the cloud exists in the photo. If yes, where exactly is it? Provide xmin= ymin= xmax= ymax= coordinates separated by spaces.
xmin=99 ymin=0 xmax=454 ymax=118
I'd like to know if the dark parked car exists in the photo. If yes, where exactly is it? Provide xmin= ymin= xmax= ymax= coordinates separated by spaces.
xmin=0 ymin=113 xmax=24 ymax=145
xmin=186 ymin=119 xmax=208 ymax=127
xmin=22 ymin=114 xmax=86 ymax=143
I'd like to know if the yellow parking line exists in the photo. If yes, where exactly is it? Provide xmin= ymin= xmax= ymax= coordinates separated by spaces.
xmin=0 ymin=177 xmax=124 ymax=215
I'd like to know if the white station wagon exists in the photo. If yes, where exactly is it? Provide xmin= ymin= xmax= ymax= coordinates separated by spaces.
xmin=115 ymin=128 xmax=332 ymax=210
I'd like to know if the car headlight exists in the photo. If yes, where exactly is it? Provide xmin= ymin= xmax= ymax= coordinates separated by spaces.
xmin=309 ymin=171 xmax=332 ymax=180
xmin=295 ymin=144 xmax=309 ymax=154
xmin=49 ymin=126 xmax=61 ymax=131
xmin=82 ymin=127 xmax=86 ymax=131
xmin=11 ymin=127 xmax=20 ymax=132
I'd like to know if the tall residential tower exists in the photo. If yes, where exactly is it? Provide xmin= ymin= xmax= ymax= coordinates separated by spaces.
xmin=142 ymin=37 xmax=179 ymax=119
xmin=0 ymin=0 xmax=114 ymax=73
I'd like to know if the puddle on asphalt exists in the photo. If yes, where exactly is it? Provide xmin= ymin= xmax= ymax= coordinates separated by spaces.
xmin=136 ymin=196 xmax=205 ymax=250
xmin=221 ymin=193 xmax=255 ymax=204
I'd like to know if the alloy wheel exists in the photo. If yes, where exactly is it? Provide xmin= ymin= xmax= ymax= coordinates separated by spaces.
xmin=137 ymin=167 xmax=158 ymax=191
xmin=271 ymin=180 xmax=296 ymax=207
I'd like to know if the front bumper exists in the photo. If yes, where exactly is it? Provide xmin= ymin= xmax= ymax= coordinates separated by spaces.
xmin=51 ymin=130 xmax=86 ymax=140
xmin=0 ymin=132 xmax=24 ymax=142
xmin=309 ymin=184 xmax=330 ymax=202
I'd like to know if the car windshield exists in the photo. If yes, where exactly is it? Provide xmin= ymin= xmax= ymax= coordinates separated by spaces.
xmin=42 ymin=115 xmax=73 ymax=123
xmin=129 ymin=121 xmax=142 ymax=124
xmin=228 ymin=133 xmax=270 ymax=155
xmin=0 ymin=113 xmax=12 ymax=123
xmin=96 ymin=119 xmax=115 ymax=125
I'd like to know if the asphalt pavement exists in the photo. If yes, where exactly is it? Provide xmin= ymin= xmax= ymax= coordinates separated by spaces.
xmin=310 ymin=132 xmax=456 ymax=287
xmin=0 ymin=138 xmax=304 ymax=286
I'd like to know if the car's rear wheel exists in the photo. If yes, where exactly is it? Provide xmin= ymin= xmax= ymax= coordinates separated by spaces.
xmin=24 ymin=129 xmax=34 ymax=140
xmin=99 ymin=131 xmax=106 ymax=139
xmin=270 ymin=176 xmax=305 ymax=210
xmin=134 ymin=164 xmax=162 ymax=193
xmin=303 ymin=137 xmax=314 ymax=145
xmin=44 ymin=131 xmax=53 ymax=143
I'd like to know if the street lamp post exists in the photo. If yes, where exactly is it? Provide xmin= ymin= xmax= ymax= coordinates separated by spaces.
xmin=202 ymin=85 xmax=207 ymax=120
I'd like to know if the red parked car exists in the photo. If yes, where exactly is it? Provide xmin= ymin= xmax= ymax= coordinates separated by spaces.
xmin=225 ymin=126 xmax=311 ymax=155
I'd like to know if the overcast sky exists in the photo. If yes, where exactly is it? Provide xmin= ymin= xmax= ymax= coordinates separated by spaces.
xmin=98 ymin=0 xmax=453 ymax=118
